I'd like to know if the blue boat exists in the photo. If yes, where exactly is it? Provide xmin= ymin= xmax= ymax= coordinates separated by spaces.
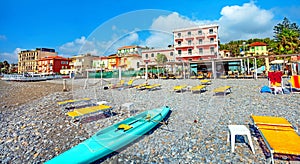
xmin=46 ymin=106 xmax=171 ymax=164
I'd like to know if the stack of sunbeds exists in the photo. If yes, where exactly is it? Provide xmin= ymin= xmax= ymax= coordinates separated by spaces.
xmin=251 ymin=115 xmax=300 ymax=164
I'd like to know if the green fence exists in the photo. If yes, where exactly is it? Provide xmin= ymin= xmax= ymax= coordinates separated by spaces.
xmin=88 ymin=69 xmax=166 ymax=78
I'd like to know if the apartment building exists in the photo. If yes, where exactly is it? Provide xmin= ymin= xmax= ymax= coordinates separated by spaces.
xmin=38 ymin=56 xmax=71 ymax=74
xmin=70 ymin=53 xmax=95 ymax=75
xmin=173 ymin=24 xmax=219 ymax=61
xmin=117 ymin=45 xmax=143 ymax=70
xmin=141 ymin=47 xmax=175 ymax=66
xmin=18 ymin=48 xmax=57 ymax=74
xmin=92 ymin=56 xmax=109 ymax=70
xmin=107 ymin=54 xmax=120 ymax=70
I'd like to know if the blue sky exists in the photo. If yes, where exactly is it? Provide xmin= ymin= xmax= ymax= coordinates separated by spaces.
xmin=1 ymin=0 xmax=300 ymax=63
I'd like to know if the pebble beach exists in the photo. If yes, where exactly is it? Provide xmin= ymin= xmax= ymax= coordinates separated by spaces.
xmin=1 ymin=77 xmax=300 ymax=163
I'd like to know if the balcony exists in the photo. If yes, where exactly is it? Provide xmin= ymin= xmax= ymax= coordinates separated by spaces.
xmin=206 ymin=31 xmax=217 ymax=37
xmin=174 ymin=43 xmax=195 ymax=49
xmin=196 ymin=41 xmax=218 ymax=47
xmin=73 ymin=62 xmax=83 ymax=67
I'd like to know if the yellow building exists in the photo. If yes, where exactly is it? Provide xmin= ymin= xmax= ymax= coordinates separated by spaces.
xmin=117 ymin=45 xmax=143 ymax=70
xmin=247 ymin=42 xmax=268 ymax=56
xmin=18 ymin=48 xmax=57 ymax=74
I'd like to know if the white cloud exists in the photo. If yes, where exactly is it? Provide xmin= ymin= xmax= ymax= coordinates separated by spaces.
xmin=58 ymin=3 xmax=276 ymax=58
xmin=144 ymin=12 xmax=216 ymax=48
xmin=219 ymin=2 xmax=275 ymax=42
xmin=102 ymin=32 xmax=139 ymax=55
xmin=59 ymin=36 xmax=99 ymax=56
xmin=144 ymin=2 xmax=275 ymax=45
xmin=0 ymin=48 xmax=22 ymax=63
xmin=58 ymin=32 xmax=140 ymax=57
xmin=0 ymin=35 xmax=7 ymax=41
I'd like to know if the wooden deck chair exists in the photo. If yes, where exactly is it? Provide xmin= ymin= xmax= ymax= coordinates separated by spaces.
xmin=173 ymin=85 xmax=187 ymax=93
xmin=57 ymin=98 xmax=91 ymax=106
xmin=251 ymin=115 xmax=300 ymax=164
xmin=289 ymin=75 xmax=300 ymax=93
xmin=213 ymin=86 xmax=231 ymax=96
xmin=67 ymin=104 xmax=112 ymax=119
xmin=190 ymin=85 xmax=207 ymax=93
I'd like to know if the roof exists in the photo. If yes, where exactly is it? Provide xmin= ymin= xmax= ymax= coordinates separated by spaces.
xmin=248 ymin=42 xmax=267 ymax=47
xmin=39 ymin=56 xmax=69 ymax=60
xmin=118 ymin=45 xmax=141 ymax=50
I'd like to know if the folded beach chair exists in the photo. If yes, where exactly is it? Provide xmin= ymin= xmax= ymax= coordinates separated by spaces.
xmin=213 ymin=86 xmax=231 ymax=96
xmin=190 ymin=85 xmax=207 ymax=93
xmin=173 ymin=85 xmax=187 ymax=93
xmin=268 ymin=71 xmax=283 ymax=94
xmin=251 ymin=115 xmax=300 ymax=164
xmin=57 ymin=98 xmax=91 ymax=106
xmin=67 ymin=104 xmax=112 ymax=119
xmin=289 ymin=75 xmax=300 ymax=93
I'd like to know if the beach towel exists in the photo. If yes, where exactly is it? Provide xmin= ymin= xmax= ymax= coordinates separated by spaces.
xmin=260 ymin=86 xmax=271 ymax=93
xmin=268 ymin=71 xmax=282 ymax=87
xmin=291 ymin=75 xmax=300 ymax=88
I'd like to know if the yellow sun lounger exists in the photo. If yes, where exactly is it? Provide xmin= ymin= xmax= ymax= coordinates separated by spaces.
xmin=213 ymin=86 xmax=231 ymax=96
xmin=251 ymin=115 xmax=300 ymax=164
xmin=200 ymin=79 xmax=211 ymax=85
xmin=67 ymin=104 xmax=112 ymax=119
xmin=144 ymin=84 xmax=161 ymax=90
xmin=190 ymin=85 xmax=207 ymax=93
xmin=173 ymin=85 xmax=187 ymax=92
xmin=57 ymin=98 xmax=91 ymax=105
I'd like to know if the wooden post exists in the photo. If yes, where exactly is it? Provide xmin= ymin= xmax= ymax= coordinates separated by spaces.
xmin=63 ymin=79 xmax=68 ymax=92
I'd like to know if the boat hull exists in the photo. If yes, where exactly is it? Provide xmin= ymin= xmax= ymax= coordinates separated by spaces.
xmin=46 ymin=106 xmax=170 ymax=164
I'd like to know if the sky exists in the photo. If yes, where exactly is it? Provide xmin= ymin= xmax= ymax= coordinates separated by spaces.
xmin=1 ymin=0 xmax=300 ymax=63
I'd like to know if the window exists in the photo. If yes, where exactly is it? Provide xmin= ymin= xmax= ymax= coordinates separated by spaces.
xmin=137 ymin=62 xmax=140 ymax=68
xmin=210 ymin=38 xmax=214 ymax=43
xmin=198 ymin=30 xmax=202 ymax=35
xmin=151 ymin=53 xmax=154 ymax=57
xmin=187 ymin=31 xmax=191 ymax=36
xmin=170 ymin=52 xmax=173 ymax=56
xmin=199 ymin=48 xmax=203 ymax=54
xmin=188 ymin=40 xmax=192 ymax=45
xmin=177 ymin=33 xmax=181 ymax=37
xmin=145 ymin=54 xmax=148 ymax=59
xmin=178 ymin=41 xmax=182 ymax=46
xmin=198 ymin=39 xmax=203 ymax=44
xmin=209 ymin=29 xmax=214 ymax=34
xmin=210 ymin=47 xmax=215 ymax=54
xmin=188 ymin=49 xmax=192 ymax=55
xmin=178 ymin=50 xmax=182 ymax=55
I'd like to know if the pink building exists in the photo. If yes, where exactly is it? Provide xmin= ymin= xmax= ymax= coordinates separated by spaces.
xmin=141 ymin=47 xmax=175 ymax=66
xmin=173 ymin=24 xmax=219 ymax=61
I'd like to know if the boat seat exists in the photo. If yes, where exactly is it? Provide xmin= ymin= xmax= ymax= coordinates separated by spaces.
xmin=118 ymin=124 xmax=132 ymax=131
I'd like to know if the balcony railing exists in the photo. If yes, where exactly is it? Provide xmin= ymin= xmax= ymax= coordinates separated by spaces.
xmin=174 ymin=43 xmax=195 ymax=48
xmin=196 ymin=41 xmax=218 ymax=46
xmin=174 ymin=51 xmax=216 ymax=57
